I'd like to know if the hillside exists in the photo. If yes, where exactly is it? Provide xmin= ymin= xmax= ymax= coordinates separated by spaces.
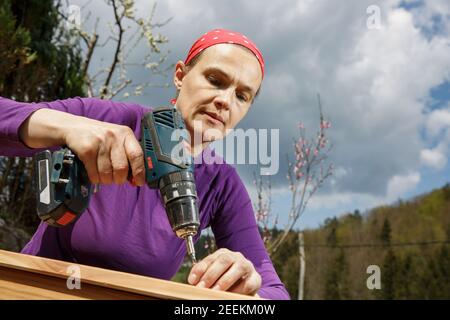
xmin=271 ymin=183 xmax=450 ymax=299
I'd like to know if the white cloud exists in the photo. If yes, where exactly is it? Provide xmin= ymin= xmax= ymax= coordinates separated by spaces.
xmin=328 ymin=166 xmax=349 ymax=187
xmin=421 ymin=106 xmax=450 ymax=170
xmin=249 ymin=184 xmax=385 ymax=217
xmin=407 ymin=0 xmax=450 ymax=36
xmin=425 ymin=107 xmax=450 ymax=137
xmin=333 ymin=166 xmax=348 ymax=179
xmin=386 ymin=172 xmax=421 ymax=201
xmin=264 ymin=72 xmax=299 ymax=105
xmin=307 ymin=191 xmax=381 ymax=211
xmin=420 ymin=148 xmax=447 ymax=170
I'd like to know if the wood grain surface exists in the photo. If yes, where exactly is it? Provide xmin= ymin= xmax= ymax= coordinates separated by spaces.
xmin=0 ymin=249 xmax=260 ymax=300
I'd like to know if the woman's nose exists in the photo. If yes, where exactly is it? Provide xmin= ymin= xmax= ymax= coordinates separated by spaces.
xmin=214 ymin=89 xmax=233 ymax=111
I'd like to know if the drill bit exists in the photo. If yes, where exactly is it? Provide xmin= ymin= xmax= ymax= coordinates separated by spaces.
xmin=185 ymin=234 xmax=197 ymax=264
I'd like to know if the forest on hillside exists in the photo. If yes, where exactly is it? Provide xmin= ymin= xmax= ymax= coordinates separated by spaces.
xmin=262 ymin=183 xmax=450 ymax=299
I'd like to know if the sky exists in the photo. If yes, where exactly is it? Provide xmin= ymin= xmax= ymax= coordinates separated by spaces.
xmin=65 ymin=0 xmax=450 ymax=230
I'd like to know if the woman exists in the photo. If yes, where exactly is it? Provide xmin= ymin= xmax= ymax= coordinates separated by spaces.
xmin=0 ymin=29 xmax=289 ymax=299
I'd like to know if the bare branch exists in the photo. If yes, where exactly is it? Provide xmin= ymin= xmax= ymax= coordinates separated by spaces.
xmin=101 ymin=0 xmax=125 ymax=99
xmin=81 ymin=33 xmax=98 ymax=77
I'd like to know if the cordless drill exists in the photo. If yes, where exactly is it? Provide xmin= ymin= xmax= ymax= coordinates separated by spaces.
xmin=34 ymin=106 xmax=200 ymax=263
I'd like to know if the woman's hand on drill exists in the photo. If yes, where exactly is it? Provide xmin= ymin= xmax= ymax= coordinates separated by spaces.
xmin=187 ymin=248 xmax=262 ymax=296
xmin=19 ymin=108 xmax=145 ymax=186
xmin=63 ymin=117 xmax=145 ymax=186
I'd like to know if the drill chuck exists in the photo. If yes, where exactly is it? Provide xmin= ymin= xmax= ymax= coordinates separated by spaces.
xmin=159 ymin=170 xmax=199 ymax=263
xmin=159 ymin=170 xmax=200 ymax=240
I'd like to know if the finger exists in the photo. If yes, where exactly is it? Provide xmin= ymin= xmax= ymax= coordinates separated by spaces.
xmin=110 ymin=139 xmax=129 ymax=184
xmin=188 ymin=249 xmax=228 ymax=285
xmin=78 ymin=148 xmax=100 ymax=184
xmin=228 ymin=271 xmax=262 ymax=296
xmin=211 ymin=262 xmax=251 ymax=292
xmin=97 ymin=140 xmax=113 ymax=184
xmin=124 ymin=134 xmax=145 ymax=186
xmin=195 ymin=254 xmax=234 ymax=289
xmin=188 ymin=254 xmax=217 ymax=285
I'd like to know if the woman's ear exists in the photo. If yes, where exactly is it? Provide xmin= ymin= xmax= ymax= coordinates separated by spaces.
xmin=173 ymin=60 xmax=187 ymax=91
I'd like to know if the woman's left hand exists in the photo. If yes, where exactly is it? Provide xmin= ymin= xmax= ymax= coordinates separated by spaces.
xmin=187 ymin=248 xmax=262 ymax=296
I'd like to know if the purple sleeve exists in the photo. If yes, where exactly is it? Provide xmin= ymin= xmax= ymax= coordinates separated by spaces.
xmin=0 ymin=96 xmax=146 ymax=157
xmin=211 ymin=166 xmax=290 ymax=300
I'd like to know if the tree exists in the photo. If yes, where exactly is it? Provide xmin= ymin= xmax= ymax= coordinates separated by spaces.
xmin=352 ymin=209 xmax=362 ymax=219
xmin=380 ymin=218 xmax=391 ymax=247
xmin=324 ymin=249 xmax=349 ymax=300
xmin=251 ymin=94 xmax=333 ymax=299
xmin=269 ymin=231 xmax=299 ymax=298
xmin=430 ymin=246 xmax=450 ymax=298
xmin=263 ymin=94 xmax=333 ymax=254
xmin=0 ymin=0 xmax=86 ymax=251
xmin=0 ymin=0 xmax=171 ymax=251
xmin=0 ymin=0 xmax=85 ymax=100
xmin=282 ymin=254 xmax=300 ymax=299
xmin=253 ymin=93 xmax=333 ymax=252
xmin=62 ymin=0 xmax=172 ymax=99
xmin=443 ymin=183 xmax=450 ymax=201
xmin=380 ymin=249 xmax=397 ymax=300
xmin=325 ymin=217 xmax=339 ymax=247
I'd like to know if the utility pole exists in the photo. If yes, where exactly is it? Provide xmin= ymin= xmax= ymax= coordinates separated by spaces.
xmin=298 ymin=231 xmax=305 ymax=300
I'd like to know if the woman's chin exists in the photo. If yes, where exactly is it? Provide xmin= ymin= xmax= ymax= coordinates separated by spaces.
xmin=197 ymin=122 xmax=223 ymax=141
xmin=202 ymin=135 xmax=221 ymax=143
xmin=202 ymin=129 xmax=224 ymax=142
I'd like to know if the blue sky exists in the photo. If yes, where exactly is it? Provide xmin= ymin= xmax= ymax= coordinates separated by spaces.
xmin=67 ymin=0 xmax=450 ymax=230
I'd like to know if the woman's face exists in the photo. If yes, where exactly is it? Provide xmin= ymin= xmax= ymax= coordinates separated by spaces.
xmin=173 ymin=43 xmax=262 ymax=146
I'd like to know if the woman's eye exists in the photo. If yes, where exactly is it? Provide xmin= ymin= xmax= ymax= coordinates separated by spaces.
xmin=237 ymin=93 xmax=248 ymax=102
xmin=208 ymin=76 xmax=221 ymax=86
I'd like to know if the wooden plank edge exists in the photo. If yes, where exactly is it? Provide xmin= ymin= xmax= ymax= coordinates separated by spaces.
xmin=0 ymin=249 xmax=260 ymax=300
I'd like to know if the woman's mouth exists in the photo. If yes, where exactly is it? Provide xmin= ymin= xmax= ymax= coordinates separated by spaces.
xmin=202 ymin=111 xmax=225 ymax=126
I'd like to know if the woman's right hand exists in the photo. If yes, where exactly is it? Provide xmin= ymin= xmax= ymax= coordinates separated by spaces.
xmin=63 ymin=118 xmax=145 ymax=186
xmin=20 ymin=108 xmax=145 ymax=186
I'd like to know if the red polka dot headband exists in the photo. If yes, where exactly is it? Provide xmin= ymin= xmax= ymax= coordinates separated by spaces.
xmin=185 ymin=28 xmax=265 ymax=78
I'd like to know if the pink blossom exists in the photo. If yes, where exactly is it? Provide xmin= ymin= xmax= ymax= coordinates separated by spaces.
xmin=321 ymin=121 xmax=331 ymax=129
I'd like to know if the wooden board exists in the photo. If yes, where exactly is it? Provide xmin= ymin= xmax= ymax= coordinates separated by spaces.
xmin=0 ymin=249 xmax=260 ymax=300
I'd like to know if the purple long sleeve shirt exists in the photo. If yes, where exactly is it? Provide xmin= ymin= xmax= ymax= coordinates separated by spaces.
xmin=0 ymin=96 xmax=290 ymax=300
